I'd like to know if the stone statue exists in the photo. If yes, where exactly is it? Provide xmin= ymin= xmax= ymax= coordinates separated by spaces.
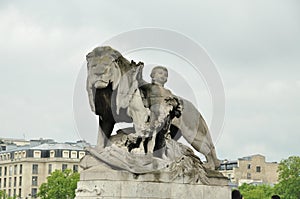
xmin=85 ymin=46 xmax=220 ymax=170
xmin=76 ymin=46 xmax=230 ymax=199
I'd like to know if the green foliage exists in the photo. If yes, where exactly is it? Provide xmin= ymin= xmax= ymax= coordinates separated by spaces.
xmin=37 ymin=169 xmax=80 ymax=199
xmin=239 ymin=183 xmax=275 ymax=199
xmin=274 ymin=156 xmax=300 ymax=199
xmin=0 ymin=190 xmax=16 ymax=199
xmin=0 ymin=191 xmax=5 ymax=199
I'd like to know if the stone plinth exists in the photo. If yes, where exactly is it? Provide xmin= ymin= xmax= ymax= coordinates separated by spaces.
xmin=75 ymin=180 xmax=230 ymax=199
xmin=75 ymin=163 xmax=231 ymax=199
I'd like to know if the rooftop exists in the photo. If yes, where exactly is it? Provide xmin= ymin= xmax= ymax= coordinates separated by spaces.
xmin=0 ymin=138 xmax=90 ymax=153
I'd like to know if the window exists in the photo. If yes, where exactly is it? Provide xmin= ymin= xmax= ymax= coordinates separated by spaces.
xmin=31 ymin=188 xmax=37 ymax=198
xmin=247 ymin=173 xmax=251 ymax=179
xmin=13 ymin=189 xmax=16 ymax=197
xmin=50 ymin=150 xmax=55 ymax=158
xmin=14 ymin=177 xmax=17 ymax=187
xmin=256 ymin=166 xmax=261 ymax=172
xmin=4 ymin=166 xmax=7 ymax=175
xmin=14 ymin=165 xmax=17 ymax=175
xmin=34 ymin=151 xmax=41 ymax=158
xmin=9 ymin=177 xmax=12 ymax=187
xmin=73 ymin=165 xmax=78 ymax=173
xmin=0 ymin=178 xmax=2 ymax=188
xmin=48 ymin=164 xmax=52 ymax=174
xmin=19 ymin=176 xmax=22 ymax=186
xmin=247 ymin=164 xmax=251 ymax=169
xmin=32 ymin=176 xmax=38 ymax=186
xmin=19 ymin=164 xmax=22 ymax=174
xmin=71 ymin=151 xmax=77 ymax=159
xmin=219 ymin=164 xmax=226 ymax=170
xmin=9 ymin=166 xmax=12 ymax=176
xmin=63 ymin=150 xmax=69 ymax=158
xmin=32 ymin=164 xmax=38 ymax=174
xmin=4 ymin=178 xmax=6 ymax=187
xmin=22 ymin=151 xmax=26 ymax=158
xmin=62 ymin=164 xmax=68 ymax=171
xmin=0 ymin=166 xmax=2 ymax=176
xmin=8 ymin=189 xmax=11 ymax=197
xmin=226 ymin=164 xmax=235 ymax=170
xmin=19 ymin=189 xmax=22 ymax=198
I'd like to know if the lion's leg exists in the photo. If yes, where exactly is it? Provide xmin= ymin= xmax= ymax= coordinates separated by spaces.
xmin=96 ymin=126 xmax=106 ymax=150
xmin=97 ymin=118 xmax=115 ymax=150
xmin=207 ymin=147 xmax=221 ymax=170
xmin=191 ymin=137 xmax=220 ymax=170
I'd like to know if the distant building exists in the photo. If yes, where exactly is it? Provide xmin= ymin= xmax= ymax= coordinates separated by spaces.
xmin=0 ymin=138 xmax=88 ymax=198
xmin=219 ymin=154 xmax=279 ymax=186
xmin=0 ymin=138 xmax=30 ymax=147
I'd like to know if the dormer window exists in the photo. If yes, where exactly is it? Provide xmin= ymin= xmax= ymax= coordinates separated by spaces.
xmin=63 ymin=150 xmax=69 ymax=158
xmin=34 ymin=151 xmax=41 ymax=158
xmin=50 ymin=150 xmax=55 ymax=158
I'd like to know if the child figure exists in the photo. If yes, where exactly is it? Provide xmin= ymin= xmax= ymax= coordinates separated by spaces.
xmin=141 ymin=66 xmax=180 ymax=157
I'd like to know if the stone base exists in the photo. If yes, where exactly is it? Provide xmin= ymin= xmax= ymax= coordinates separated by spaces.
xmin=75 ymin=180 xmax=230 ymax=199
xmin=76 ymin=155 xmax=230 ymax=198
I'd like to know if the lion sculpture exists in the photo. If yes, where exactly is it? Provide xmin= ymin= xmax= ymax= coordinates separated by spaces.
xmin=86 ymin=46 xmax=220 ymax=170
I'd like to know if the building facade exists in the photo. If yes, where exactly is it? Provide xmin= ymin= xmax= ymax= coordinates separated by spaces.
xmin=219 ymin=154 xmax=279 ymax=186
xmin=0 ymin=139 xmax=87 ymax=198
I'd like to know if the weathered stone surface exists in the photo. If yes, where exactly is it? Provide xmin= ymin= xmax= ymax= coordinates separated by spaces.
xmin=86 ymin=46 xmax=220 ymax=170
xmin=76 ymin=46 xmax=230 ymax=199
xmin=80 ymin=132 xmax=217 ymax=185
xmin=79 ymin=155 xmax=227 ymax=186
xmin=75 ymin=180 xmax=231 ymax=199
xmin=76 ymin=154 xmax=230 ymax=198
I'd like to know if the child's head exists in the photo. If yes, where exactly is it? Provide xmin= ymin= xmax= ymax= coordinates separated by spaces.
xmin=150 ymin=66 xmax=168 ymax=85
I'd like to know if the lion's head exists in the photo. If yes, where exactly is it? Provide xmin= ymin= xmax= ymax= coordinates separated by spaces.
xmin=86 ymin=46 xmax=121 ymax=90
xmin=86 ymin=46 xmax=144 ymax=114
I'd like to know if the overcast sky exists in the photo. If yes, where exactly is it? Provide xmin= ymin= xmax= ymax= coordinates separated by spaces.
xmin=0 ymin=0 xmax=299 ymax=162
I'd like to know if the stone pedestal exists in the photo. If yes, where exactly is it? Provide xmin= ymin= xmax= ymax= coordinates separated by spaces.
xmin=76 ymin=180 xmax=230 ymax=199
xmin=75 ymin=163 xmax=231 ymax=199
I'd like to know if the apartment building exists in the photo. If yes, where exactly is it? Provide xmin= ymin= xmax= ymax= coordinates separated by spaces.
xmin=219 ymin=154 xmax=279 ymax=186
xmin=0 ymin=139 xmax=87 ymax=198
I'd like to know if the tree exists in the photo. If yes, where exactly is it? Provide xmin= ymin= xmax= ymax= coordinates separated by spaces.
xmin=0 ymin=190 xmax=16 ymax=199
xmin=275 ymin=156 xmax=300 ymax=199
xmin=38 ymin=169 xmax=80 ymax=199
xmin=0 ymin=191 xmax=6 ymax=199
xmin=239 ymin=183 xmax=274 ymax=199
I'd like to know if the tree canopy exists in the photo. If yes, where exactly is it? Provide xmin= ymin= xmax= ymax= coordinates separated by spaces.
xmin=0 ymin=190 xmax=6 ymax=198
xmin=38 ymin=169 xmax=79 ymax=199
xmin=239 ymin=183 xmax=274 ymax=199
xmin=274 ymin=156 xmax=300 ymax=199
xmin=0 ymin=190 xmax=15 ymax=199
